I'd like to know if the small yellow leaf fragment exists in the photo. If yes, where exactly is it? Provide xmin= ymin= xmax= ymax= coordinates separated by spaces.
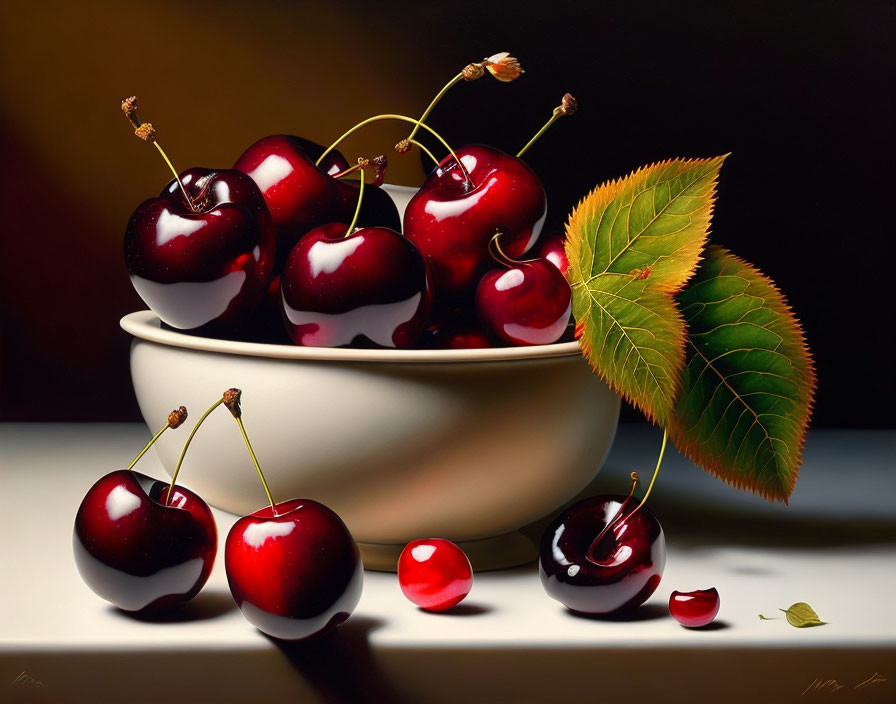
xmin=780 ymin=602 xmax=826 ymax=628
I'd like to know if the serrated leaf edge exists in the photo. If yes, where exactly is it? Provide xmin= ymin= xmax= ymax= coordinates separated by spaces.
xmin=669 ymin=246 xmax=817 ymax=503
xmin=565 ymin=155 xmax=729 ymax=426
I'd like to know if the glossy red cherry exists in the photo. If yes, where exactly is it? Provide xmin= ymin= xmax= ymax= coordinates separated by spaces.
xmin=73 ymin=469 xmax=217 ymax=612
xmin=669 ymin=588 xmax=721 ymax=627
xmin=398 ymin=539 xmax=473 ymax=611
xmin=537 ymin=231 xmax=570 ymax=275
xmin=225 ymin=499 xmax=363 ymax=641
xmin=124 ymin=166 xmax=276 ymax=331
xmin=404 ymin=144 xmax=547 ymax=301
xmin=475 ymin=236 xmax=571 ymax=346
xmin=233 ymin=134 xmax=400 ymax=265
xmin=539 ymin=494 xmax=666 ymax=615
xmin=280 ymin=223 xmax=432 ymax=348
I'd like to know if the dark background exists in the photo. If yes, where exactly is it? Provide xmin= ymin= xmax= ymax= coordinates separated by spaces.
xmin=0 ymin=0 xmax=892 ymax=426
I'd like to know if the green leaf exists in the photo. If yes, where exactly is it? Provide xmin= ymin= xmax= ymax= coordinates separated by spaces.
xmin=780 ymin=602 xmax=826 ymax=627
xmin=566 ymin=156 xmax=727 ymax=425
xmin=669 ymin=247 xmax=815 ymax=502
xmin=758 ymin=614 xmax=776 ymax=620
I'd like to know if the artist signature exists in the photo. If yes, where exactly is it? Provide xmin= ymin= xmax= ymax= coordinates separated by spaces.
xmin=802 ymin=673 xmax=887 ymax=696
xmin=9 ymin=670 xmax=43 ymax=687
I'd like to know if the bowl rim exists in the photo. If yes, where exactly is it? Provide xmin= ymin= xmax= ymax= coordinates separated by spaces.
xmin=121 ymin=310 xmax=584 ymax=364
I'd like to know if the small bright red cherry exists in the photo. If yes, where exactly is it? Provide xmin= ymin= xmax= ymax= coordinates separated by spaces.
xmin=669 ymin=587 xmax=721 ymax=627
xmin=398 ymin=539 xmax=473 ymax=611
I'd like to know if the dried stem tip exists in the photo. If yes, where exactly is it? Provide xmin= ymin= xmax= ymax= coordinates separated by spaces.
xmin=483 ymin=52 xmax=524 ymax=82
xmin=167 ymin=406 xmax=188 ymax=429
xmin=121 ymin=96 xmax=141 ymax=127
xmin=462 ymin=52 xmax=524 ymax=82
xmin=134 ymin=123 xmax=156 ymax=142
xmin=223 ymin=388 xmax=242 ymax=418
xmin=369 ymin=155 xmax=387 ymax=186
xmin=556 ymin=93 xmax=578 ymax=117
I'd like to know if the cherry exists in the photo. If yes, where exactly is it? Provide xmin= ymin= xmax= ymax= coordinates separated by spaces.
xmin=220 ymin=390 xmax=362 ymax=640
xmin=73 ymin=407 xmax=218 ymax=612
xmin=403 ymin=94 xmax=577 ymax=302
xmin=427 ymin=321 xmax=496 ymax=349
xmin=279 ymin=168 xmax=432 ymax=348
xmin=398 ymin=539 xmax=473 ymax=612
xmin=403 ymin=145 xmax=547 ymax=301
xmin=537 ymin=231 xmax=570 ymax=275
xmin=424 ymin=306 xmax=497 ymax=349
xmin=669 ymin=588 xmax=721 ymax=628
xmin=121 ymin=98 xmax=275 ymax=332
xmin=475 ymin=234 xmax=571 ymax=346
xmin=233 ymin=135 xmax=400 ymax=266
xmin=539 ymin=433 xmax=669 ymax=616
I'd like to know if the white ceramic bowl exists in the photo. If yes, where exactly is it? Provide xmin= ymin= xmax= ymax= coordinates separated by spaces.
xmin=121 ymin=312 xmax=619 ymax=569
xmin=119 ymin=183 xmax=619 ymax=569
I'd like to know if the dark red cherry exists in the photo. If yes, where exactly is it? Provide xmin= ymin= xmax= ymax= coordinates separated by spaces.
xmin=424 ymin=306 xmax=496 ymax=349
xmin=234 ymin=135 xmax=400 ymax=265
xmin=398 ymin=539 xmax=473 ymax=611
xmin=404 ymin=144 xmax=547 ymax=301
xmin=280 ymin=223 xmax=432 ymax=348
xmin=475 ymin=238 xmax=571 ymax=346
xmin=539 ymin=494 xmax=666 ymax=615
xmin=669 ymin=588 xmax=721 ymax=627
xmin=537 ymin=231 xmax=570 ymax=275
xmin=124 ymin=167 xmax=275 ymax=331
xmin=73 ymin=469 xmax=217 ymax=612
xmin=225 ymin=498 xmax=363 ymax=641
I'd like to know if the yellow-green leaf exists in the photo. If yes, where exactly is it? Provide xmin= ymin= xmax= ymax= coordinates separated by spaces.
xmin=780 ymin=602 xmax=826 ymax=627
xmin=566 ymin=156 xmax=727 ymax=425
xmin=670 ymin=247 xmax=816 ymax=502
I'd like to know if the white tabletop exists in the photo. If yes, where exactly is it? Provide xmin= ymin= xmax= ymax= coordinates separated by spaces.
xmin=1 ymin=424 xmax=893 ymax=703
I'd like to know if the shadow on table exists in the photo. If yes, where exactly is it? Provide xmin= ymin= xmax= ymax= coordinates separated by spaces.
xmin=108 ymin=589 xmax=237 ymax=623
xmin=583 ymin=463 xmax=896 ymax=550
xmin=270 ymin=616 xmax=413 ymax=704
xmin=564 ymin=602 xmax=669 ymax=623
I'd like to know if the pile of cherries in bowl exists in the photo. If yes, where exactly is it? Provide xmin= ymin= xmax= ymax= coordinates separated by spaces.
xmin=121 ymin=53 xmax=576 ymax=350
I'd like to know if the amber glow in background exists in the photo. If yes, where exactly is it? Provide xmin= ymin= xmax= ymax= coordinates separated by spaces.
xmin=0 ymin=1 xmax=891 ymax=425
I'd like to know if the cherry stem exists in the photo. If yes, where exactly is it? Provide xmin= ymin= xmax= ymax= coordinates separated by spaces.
xmin=233 ymin=416 xmax=277 ymax=515
xmin=344 ymin=170 xmax=365 ymax=238
xmin=165 ymin=397 xmax=224 ymax=506
xmin=516 ymin=94 xmax=578 ymax=158
xmin=121 ymin=97 xmax=194 ymax=211
xmin=126 ymin=424 xmax=169 ymax=471
xmin=585 ymin=471 xmax=640 ymax=564
xmin=317 ymin=114 xmax=471 ymax=187
xmin=583 ymin=428 xmax=668 ymax=564
xmin=152 ymin=142 xmax=193 ymax=210
xmin=409 ymin=138 xmax=439 ymax=167
xmin=488 ymin=232 xmax=519 ymax=268
xmin=404 ymin=71 xmax=463 ymax=143
xmin=626 ymin=429 xmax=668 ymax=520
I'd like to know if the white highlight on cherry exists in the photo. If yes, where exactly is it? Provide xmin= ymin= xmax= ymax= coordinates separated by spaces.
xmin=155 ymin=208 xmax=205 ymax=246
xmin=308 ymin=238 xmax=364 ymax=278
xmin=494 ymin=269 xmax=525 ymax=291
xmin=131 ymin=271 xmax=247 ymax=329
xmin=282 ymin=292 xmax=423 ymax=348
xmin=503 ymin=302 xmax=571 ymax=345
xmin=411 ymin=544 xmax=437 ymax=562
xmin=105 ymin=485 xmax=141 ymax=521
xmin=242 ymin=521 xmax=296 ymax=548
xmin=247 ymin=154 xmax=294 ymax=193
